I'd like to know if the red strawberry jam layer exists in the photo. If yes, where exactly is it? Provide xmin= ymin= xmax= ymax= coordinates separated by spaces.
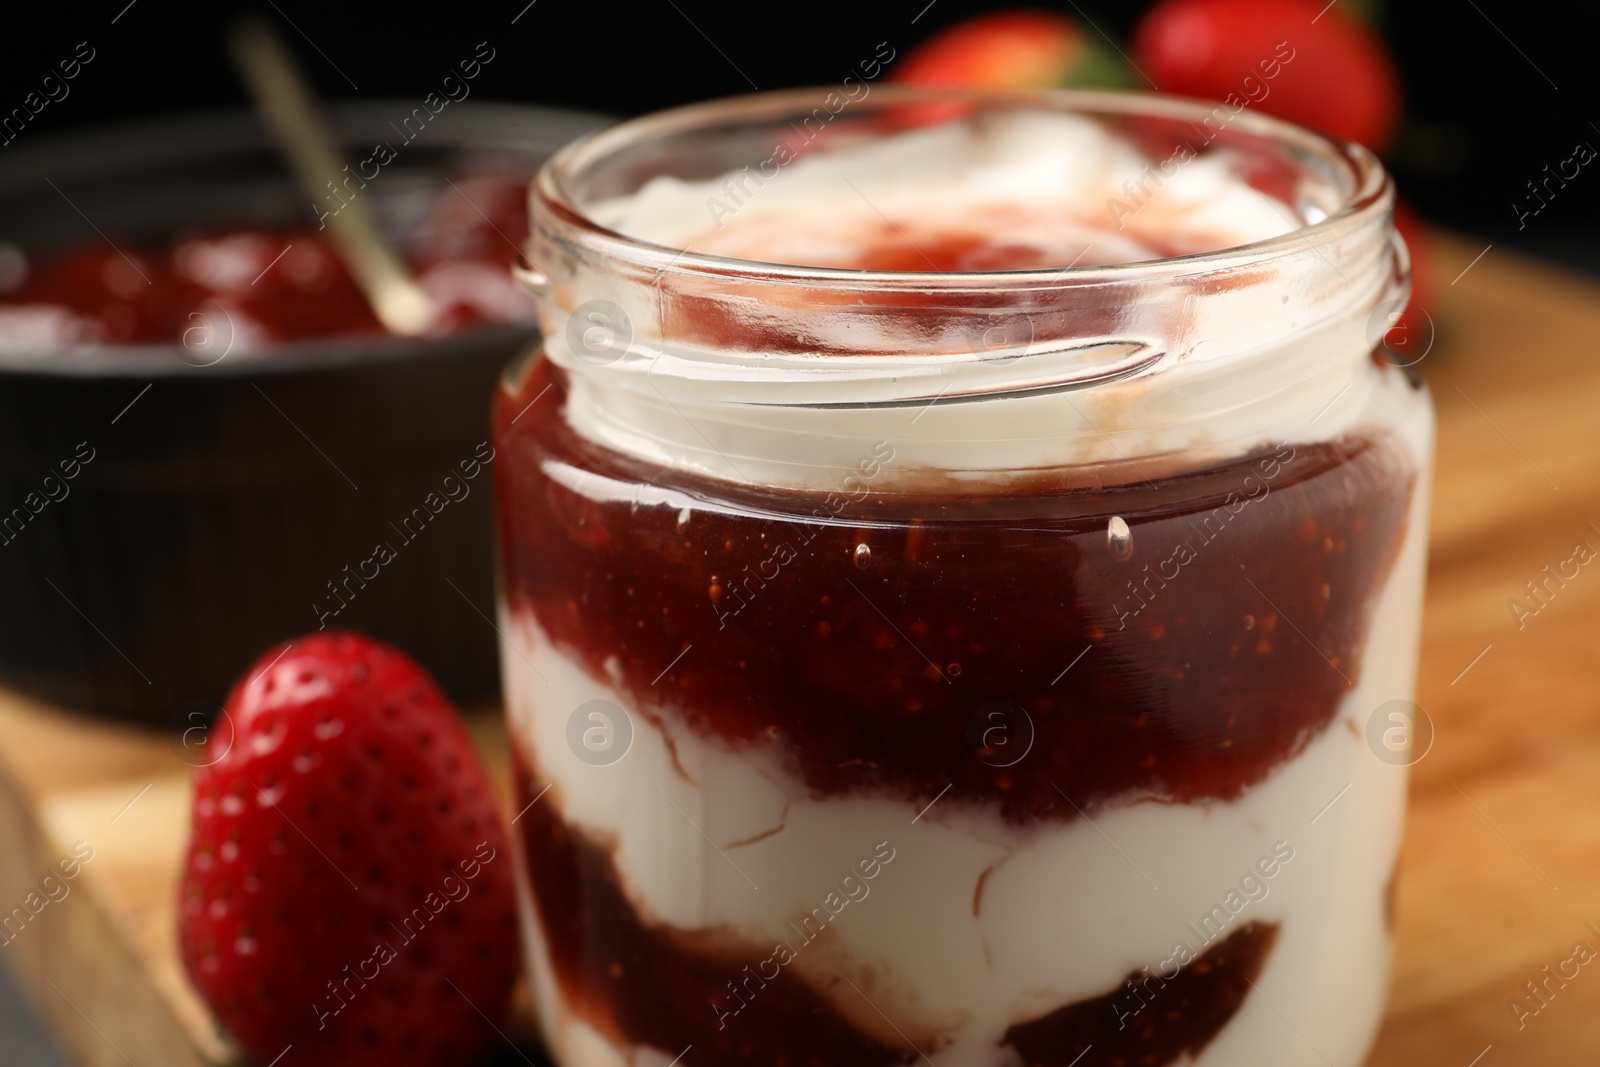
xmin=493 ymin=358 xmax=1415 ymax=823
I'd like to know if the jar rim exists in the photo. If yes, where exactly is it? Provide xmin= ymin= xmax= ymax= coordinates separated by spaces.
xmin=534 ymin=86 xmax=1391 ymax=289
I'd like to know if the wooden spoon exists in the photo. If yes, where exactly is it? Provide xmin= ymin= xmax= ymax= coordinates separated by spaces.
xmin=228 ymin=14 xmax=435 ymax=336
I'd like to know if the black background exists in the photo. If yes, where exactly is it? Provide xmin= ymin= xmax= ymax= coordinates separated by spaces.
xmin=0 ymin=0 xmax=1595 ymax=269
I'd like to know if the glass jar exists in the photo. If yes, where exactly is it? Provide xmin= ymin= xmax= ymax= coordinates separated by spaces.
xmin=494 ymin=88 xmax=1432 ymax=1067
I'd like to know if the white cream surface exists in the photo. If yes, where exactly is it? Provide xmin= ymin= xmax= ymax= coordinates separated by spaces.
xmin=601 ymin=111 xmax=1295 ymax=268
xmin=502 ymin=405 xmax=1431 ymax=1067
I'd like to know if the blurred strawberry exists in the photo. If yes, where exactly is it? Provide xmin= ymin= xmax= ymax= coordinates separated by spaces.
xmin=1132 ymin=0 xmax=1401 ymax=150
xmin=895 ymin=10 xmax=1131 ymax=90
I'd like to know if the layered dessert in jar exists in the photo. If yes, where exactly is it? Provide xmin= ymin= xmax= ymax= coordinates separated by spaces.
xmin=494 ymin=90 xmax=1432 ymax=1067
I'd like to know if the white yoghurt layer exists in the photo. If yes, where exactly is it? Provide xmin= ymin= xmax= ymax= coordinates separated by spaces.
xmin=502 ymin=403 xmax=1431 ymax=1067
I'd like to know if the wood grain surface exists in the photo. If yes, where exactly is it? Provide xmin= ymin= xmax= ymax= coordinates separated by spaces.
xmin=1 ymin=231 xmax=1596 ymax=1067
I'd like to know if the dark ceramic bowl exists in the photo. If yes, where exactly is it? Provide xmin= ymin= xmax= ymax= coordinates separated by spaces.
xmin=0 ymin=102 xmax=604 ymax=720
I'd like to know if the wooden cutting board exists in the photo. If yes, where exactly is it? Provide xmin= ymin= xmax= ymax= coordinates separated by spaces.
xmin=2 ymin=232 xmax=1598 ymax=1067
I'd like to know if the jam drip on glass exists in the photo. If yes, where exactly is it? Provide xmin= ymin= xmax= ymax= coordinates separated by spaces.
xmin=494 ymin=360 xmax=1415 ymax=822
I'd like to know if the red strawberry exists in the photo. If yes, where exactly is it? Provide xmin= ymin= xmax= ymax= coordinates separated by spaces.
xmin=177 ymin=632 xmax=518 ymax=1067
xmin=895 ymin=10 xmax=1131 ymax=91
xmin=1132 ymin=0 xmax=1401 ymax=150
